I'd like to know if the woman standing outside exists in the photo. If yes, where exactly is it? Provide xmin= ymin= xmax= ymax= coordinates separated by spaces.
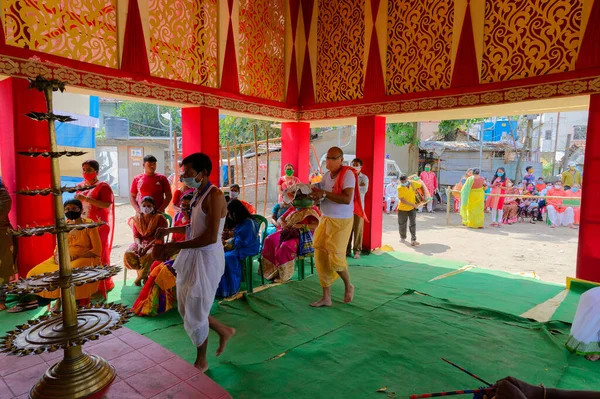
xmin=489 ymin=167 xmax=511 ymax=227
xmin=277 ymin=163 xmax=301 ymax=202
xmin=75 ymin=160 xmax=115 ymax=292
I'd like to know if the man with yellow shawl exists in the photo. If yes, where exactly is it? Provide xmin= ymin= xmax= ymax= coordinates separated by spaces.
xmin=460 ymin=168 xmax=486 ymax=228
xmin=309 ymin=147 xmax=366 ymax=307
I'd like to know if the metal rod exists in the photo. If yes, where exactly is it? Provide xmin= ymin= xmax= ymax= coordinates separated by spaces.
xmin=239 ymin=143 xmax=245 ymax=201
xmin=263 ymin=126 xmax=270 ymax=216
xmin=410 ymin=388 xmax=495 ymax=399
xmin=226 ymin=141 xmax=232 ymax=188
xmin=44 ymin=86 xmax=81 ymax=359
xmin=253 ymin=126 xmax=259 ymax=210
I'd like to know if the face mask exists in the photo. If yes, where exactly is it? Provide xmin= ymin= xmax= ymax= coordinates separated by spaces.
xmin=497 ymin=172 xmax=504 ymax=177
xmin=231 ymin=191 xmax=239 ymax=199
xmin=141 ymin=206 xmax=154 ymax=215
xmin=402 ymin=181 xmax=410 ymax=187
xmin=425 ymin=167 xmax=431 ymax=172
xmin=507 ymin=183 xmax=513 ymax=187
xmin=570 ymin=166 xmax=575 ymax=170
xmin=354 ymin=166 xmax=361 ymax=173
xmin=181 ymin=207 xmax=191 ymax=216
xmin=83 ymin=172 xmax=97 ymax=181
xmin=65 ymin=211 xmax=81 ymax=220
xmin=554 ymin=185 xmax=561 ymax=190
xmin=182 ymin=173 xmax=201 ymax=189
xmin=571 ymin=188 xmax=579 ymax=193
xmin=285 ymin=169 xmax=294 ymax=177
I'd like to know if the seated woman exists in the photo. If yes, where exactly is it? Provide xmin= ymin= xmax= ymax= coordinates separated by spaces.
xmin=502 ymin=182 xmax=520 ymax=225
xmin=124 ymin=196 xmax=168 ymax=286
xmin=261 ymin=187 xmax=321 ymax=283
xmin=26 ymin=199 xmax=102 ymax=311
xmin=132 ymin=198 xmax=192 ymax=317
xmin=566 ymin=286 xmax=600 ymax=362
xmin=216 ymin=199 xmax=260 ymax=297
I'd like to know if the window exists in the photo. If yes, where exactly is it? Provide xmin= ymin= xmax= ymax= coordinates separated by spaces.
xmin=544 ymin=130 xmax=553 ymax=140
xmin=573 ymin=125 xmax=587 ymax=140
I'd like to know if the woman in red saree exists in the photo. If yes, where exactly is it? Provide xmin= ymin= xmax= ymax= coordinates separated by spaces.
xmin=75 ymin=160 xmax=115 ymax=293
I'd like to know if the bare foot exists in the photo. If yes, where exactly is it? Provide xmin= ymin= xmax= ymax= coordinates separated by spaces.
xmin=0 ymin=303 xmax=6 ymax=312
xmin=310 ymin=298 xmax=332 ymax=307
xmin=585 ymin=354 xmax=600 ymax=362
xmin=216 ymin=327 xmax=236 ymax=357
xmin=411 ymin=241 xmax=420 ymax=247
xmin=344 ymin=285 xmax=355 ymax=303
xmin=353 ymin=254 xmax=360 ymax=259
xmin=569 ymin=224 xmax=577 ymax=229
xmin=50 ymin=300 xmax=61 ymax=313
xmin=551 ymin=224 xmax=556 ymax=228
xmin=194 ymin=360 xmax=209 ymax=373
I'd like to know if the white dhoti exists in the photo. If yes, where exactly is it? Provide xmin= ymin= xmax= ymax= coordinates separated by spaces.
xmin=386 ymin=197 xmax=399 ymax=212
xmin=174 ymin=245 xmax=225 ymax=347
xmin=566 ymin=287 xmax=600 ymax=355
xmin=547 ymin=205 xmax=574 ymax=226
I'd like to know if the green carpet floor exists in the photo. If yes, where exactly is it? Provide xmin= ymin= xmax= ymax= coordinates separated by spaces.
xmin=1 ymin=252 xmax=598 ymax=398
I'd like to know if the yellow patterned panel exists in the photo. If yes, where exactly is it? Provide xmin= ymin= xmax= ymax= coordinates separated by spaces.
xmin=316 ymin=0 xmax=365 ymax=103
xmin=387 ymin=0 xmax=453 ymax=95
xmin=4 ymin=0 xmax=118 ymax=68
xmin=148 ymin=0 xmax=218 ymax=87
xmin=238 ymin=0 xmax=286 ymax=101
xmin=481 ymin=0 xmax=582 ymax=83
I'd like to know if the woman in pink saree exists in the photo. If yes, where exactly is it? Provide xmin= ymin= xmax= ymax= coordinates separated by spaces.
xmin=261 ymin=187 xmax=320 ymax=283
xmin=75 ymin=159 xmax=115 ymax=294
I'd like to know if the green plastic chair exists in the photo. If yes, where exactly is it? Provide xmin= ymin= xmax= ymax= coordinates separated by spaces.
xmin=242 ymin=214 xmax=268 ymax=294
xmin=295 ymin=254 xmax=314 ymax=281
xmin=163 ymin=213 xmax=173 ymax=227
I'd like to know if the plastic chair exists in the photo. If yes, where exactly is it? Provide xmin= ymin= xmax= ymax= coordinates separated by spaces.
xmin=163 ymin=213 xmax=173 ymax=227
xmin=242 ymin=215 xmax=268 ymax=294
xmin=295 ymin=254 xmax=314 ymax=281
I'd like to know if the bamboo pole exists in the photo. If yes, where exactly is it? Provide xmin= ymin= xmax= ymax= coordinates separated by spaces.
xmin=233 ymin=139 xmax=239 ymax=186
xmin=226 ymin=141 xmax=232 ymax=188
xmin=173 ymin=130 xmax=180 ymax=185
xmin=449 ymin=190 xmax=575 ymax=200
xmin=238 ymin=137 xmax=281 ymax=148
xmin=263 ymin=126 xmax=270 ymax=216
xmin=253 ymin=126 xmax=259 ymax=210
xmin=239 ymin=143 xmax=245 ymax=200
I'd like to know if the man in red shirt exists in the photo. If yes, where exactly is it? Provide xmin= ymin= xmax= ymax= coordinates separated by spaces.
xmin=129 ymin=155 xmax=173 ymax=213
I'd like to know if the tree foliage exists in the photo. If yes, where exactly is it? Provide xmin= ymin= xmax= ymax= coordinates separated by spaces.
xmin=114 ymin=101 xmax=181 ymax=137
xmin=219 ymin=116 xmax=281 ymax=145
xmin=437 ymin=118 xmax=484 ymax=139
xmin=386 ymin=122 xmax=417 ymax=146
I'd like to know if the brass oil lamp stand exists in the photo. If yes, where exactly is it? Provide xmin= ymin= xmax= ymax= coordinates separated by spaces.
xmin=1 ymin=76 xmax=131 ymax=399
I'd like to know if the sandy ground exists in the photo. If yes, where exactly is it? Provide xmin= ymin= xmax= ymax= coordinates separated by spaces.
xmin=110 ymin=202 xmax=578 ymax=285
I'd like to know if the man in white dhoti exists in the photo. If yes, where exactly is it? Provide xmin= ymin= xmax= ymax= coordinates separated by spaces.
xmin=566 ymin=286 xmax=600 ymax=362
xmin=155 ymin=152 xmax=235 ymax=372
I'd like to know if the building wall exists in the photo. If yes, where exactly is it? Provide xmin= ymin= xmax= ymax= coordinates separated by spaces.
xmin=539 ymin=111 xmax=589 ymax=155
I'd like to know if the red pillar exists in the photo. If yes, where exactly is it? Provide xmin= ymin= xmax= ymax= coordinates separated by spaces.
xmin=577 ymin=94 xmax=600 ymax=282
xmin=356 ymin=115 xmax=386 ymax=251
xmin=281 ymin=122 xmax=310 ymax=182
xmin=181 ymin=106 xmax=220 ymax=186
xmin=0 ymin=78 xmax=55 ymax=276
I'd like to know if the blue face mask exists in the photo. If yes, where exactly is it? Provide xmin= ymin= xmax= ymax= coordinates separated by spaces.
xmin=497 ymin=172 xmax=504 ymax=177
xmin=572 ymin=187 xmax=579 ymax=193
xmin=182 ymin=173 xmax=201 ymax=189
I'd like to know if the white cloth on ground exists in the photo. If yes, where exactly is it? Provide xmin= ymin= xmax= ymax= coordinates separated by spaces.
xmin=547 ymin=205 xmax=574 ymax=226
xmin=174 ymin=185 xmax=226 ymax=347
xmin=569 ymin=287 xmax=600 ymax=348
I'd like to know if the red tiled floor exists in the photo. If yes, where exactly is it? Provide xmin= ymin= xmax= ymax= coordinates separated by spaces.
xmin=0 ymin=378 xmax=15 ymax=399
xmin=3 ymin=362 xmax=48 ymax=396
xmin=159 ymin=356 xmax=200 ymax=381
xmin=111 ymin=327 xmax=132 ymax=337
xmin=87 ymin=337 xmax=135 ymax=361
xmin=14 ymin=395 xmax=29 ymax=399
xmin=186 ymin=374 xmax=231 ymax=399
xmin=110 ymin=350 xmax=157 ymax=380
xmin=39 ymin=349 xmax=63 ymax=364
xmin=125 ymin=365 xmax=179 ymax=398
xmin=85 ymin=333 xmax=118 ymax=348
xmin=151 ymin=381 xmax=210 ymax=399
xmin=0 ymin=353 xmax=45 ymax=377
xmin=101 ymin=381 xmax=145 ymax=399
xmin=137 ymin=342 xmax=176 ymax=363
xmin=120 ymin=332 xmax=154 ymax=350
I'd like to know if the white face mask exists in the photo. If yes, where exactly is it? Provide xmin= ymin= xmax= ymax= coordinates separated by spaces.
xmin=141 ymin=206 xmax=154 ymax=215
xmin=554 ymin=185 xmax=561 ymax=190
xmin=231 ymin=191 xmax=239 ymax=199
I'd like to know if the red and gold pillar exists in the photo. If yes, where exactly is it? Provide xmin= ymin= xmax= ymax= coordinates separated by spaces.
xmin=0 ymin=77 xmax=55 ymax=276
xmin=281 ymin=122 xmax=310 ymax=183
xmin=356 ymin=115 xmax=386 ymax=251
xmin=181 ymin=106 xmax=221 ymax=186
xmin=577 ymin=94 xmax=600 ymax=282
